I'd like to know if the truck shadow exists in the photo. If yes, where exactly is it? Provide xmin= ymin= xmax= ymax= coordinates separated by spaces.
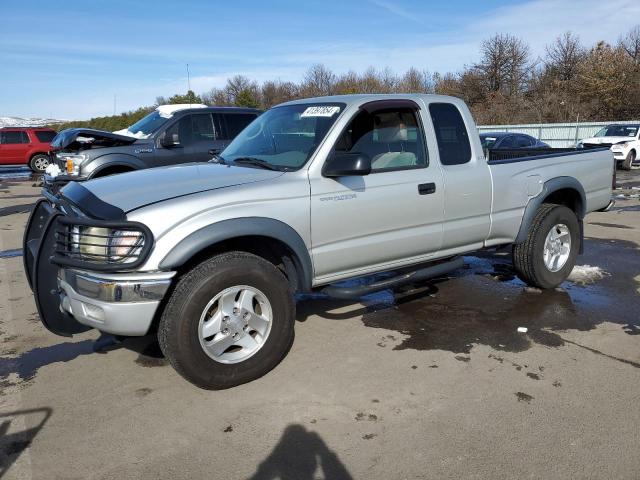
xmin=0 ymin=407 xmax=52 ymax=479
xmin=247 ymin=424 xmax=352 ymax=480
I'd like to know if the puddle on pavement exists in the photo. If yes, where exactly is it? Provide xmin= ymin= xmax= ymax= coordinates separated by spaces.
xmin=298 ymin=238 xmax=639 ymax=358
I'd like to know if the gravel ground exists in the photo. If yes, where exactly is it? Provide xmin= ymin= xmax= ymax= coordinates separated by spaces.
xmin=0 ymin=167 xmax=639 ymax=480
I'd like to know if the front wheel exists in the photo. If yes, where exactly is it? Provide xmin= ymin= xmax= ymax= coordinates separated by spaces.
xmin=621 ymin=150 xmax=635 ymax=171
xmin=29 ymin=154 xmax=50 ymax=172
xmin=158 ymin=251 xmax=295 ymax=389
xmin=513 ymin=204 xmax=580 ymax=289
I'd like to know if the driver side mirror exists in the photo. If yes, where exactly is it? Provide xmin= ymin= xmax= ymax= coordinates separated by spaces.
xmin=160 ymin=132 xmax=181 ymax=148
xmin=322 ymin=152 xmax=371 ymax=177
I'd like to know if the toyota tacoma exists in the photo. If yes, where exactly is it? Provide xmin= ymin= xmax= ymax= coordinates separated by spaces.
xmin=24 ymin=94 xmax=615 ymax=389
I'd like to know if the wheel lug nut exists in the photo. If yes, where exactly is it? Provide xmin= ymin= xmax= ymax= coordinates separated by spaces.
xmin=222 ymin=328 xmax=229 ymax=335
xmin=243 ymin=325 xmax=249 ymax=331
xmin=233 ymin=308 xmax=239 ymax=315
xmin=232 ymin=333 xmax=239 ymax=339
xmin=223 ymin=316 xmax=230 ymax=323
xmin=243 ymin=313 xmax=249 ymax=320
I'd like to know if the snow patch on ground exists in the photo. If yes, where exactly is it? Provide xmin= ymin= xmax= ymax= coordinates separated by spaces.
xmin=0 ymin=116 xmax=66 ymax=127
xmin=568 ymin=265 xmax=609 ymax=285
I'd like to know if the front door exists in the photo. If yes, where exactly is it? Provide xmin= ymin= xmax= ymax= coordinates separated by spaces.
xmin=309 ymin=102 xmax=445 ymax=282
xmin=153 ymin=115 xmax=194 ymax=166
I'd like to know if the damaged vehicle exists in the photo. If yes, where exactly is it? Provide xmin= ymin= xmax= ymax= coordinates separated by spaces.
xmin=577 ymin=123 xmax=640 ymax=170
xmin=25 ymin=94 xmax=615 ymax=390
xmin=45 ymin=104 xmax=260 ymax=188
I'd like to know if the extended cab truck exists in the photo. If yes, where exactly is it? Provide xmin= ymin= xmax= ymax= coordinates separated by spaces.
xmin=24 ymin=94 xmax=614 ymax=389
xmin=45 ymin=104 xmax=260 ymax=187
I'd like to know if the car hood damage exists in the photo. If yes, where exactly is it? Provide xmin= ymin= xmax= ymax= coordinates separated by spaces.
xmin=51 ymin=128 xmax=139 ymax=151
xmin=60 ymin=163 xmax=284 ymax=216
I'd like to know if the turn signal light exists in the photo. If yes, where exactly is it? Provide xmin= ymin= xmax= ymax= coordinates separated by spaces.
xmin=66 ymin=159 xmax=74 ymax=174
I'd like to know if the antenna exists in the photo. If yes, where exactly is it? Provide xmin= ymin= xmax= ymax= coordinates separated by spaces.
xmin=186 ymin=63 xmax=192 ymax=106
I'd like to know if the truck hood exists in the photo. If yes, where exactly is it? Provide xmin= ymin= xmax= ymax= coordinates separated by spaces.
xmin=581 ymin=136 xmax=633 ymax=145
xmin=51 ymin=128 xmax=139 ymax=151
xmin=61 ymin=163 xmax=283 ymax=216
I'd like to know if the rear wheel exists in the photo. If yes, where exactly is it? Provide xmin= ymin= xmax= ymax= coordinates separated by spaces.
xmin=29 ymin=154 xmax=50 ymax=172
xmin=158 ymin=251 xmax=295 ymax=389
xmin=622 ymin=150 xmax=635 ymax=170
xmin=513 ymin=204 xmax=580 ymax=289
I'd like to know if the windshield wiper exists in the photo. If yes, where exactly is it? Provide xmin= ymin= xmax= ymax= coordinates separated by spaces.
xmin=232 ymin=157 xmax=281 ymax=171
xmin=209 ymin=154 xmax=227 ymax=165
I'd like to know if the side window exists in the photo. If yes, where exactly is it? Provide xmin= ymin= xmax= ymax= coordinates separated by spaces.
xmin=211 ymin=113 xmax=225 ymax=140
xmin=500 ymin=136 xmax=515 ymax=148
xmin=191 ymin=114 xmax=215 ymax=143
xmin=333 ymin=107 xmax=427 ymax=172
xmin=429 ymin=103 xmax=471 ymax=165
xmin=164 ymin=116 xmax=193 ymax=147
xmin=224 ymin=113 xmax=258 ymax=139
xmin=34 ymin=130 xmax=57 ymax=143
xmin=1 ymin=131 xmax=29 ymax=144
xmin=515 ymin=135 xmax=532 ymax=148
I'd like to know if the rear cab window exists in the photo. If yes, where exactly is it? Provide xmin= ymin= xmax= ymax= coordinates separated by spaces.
xmin=429 ymin=103 xmax=471 ymax=165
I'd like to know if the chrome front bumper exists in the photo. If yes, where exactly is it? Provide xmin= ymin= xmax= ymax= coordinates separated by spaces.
xmin=57 ymin=269 xmax=175 ymax=335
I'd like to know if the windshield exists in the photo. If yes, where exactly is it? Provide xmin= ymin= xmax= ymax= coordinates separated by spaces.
xmin=479 ymin=135 xmax=498 ymax=148
xmin=220 ymin=103 xmax=345 ymax=170
xmin=126 ymin=111 xmax=170 ymax=137
xmin=595 ymin=125 xmax=639 ymax=137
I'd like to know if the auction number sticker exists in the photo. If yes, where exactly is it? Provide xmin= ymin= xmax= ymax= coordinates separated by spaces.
xmin=301 ymin=106 xmax=341 ymax=118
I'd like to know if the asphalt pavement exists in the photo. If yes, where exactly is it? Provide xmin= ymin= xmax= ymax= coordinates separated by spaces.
xmin=0 ymin=167 xmax=639 ymax=479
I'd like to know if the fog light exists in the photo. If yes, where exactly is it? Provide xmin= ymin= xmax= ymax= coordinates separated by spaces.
xmin=81 ymin=302 xmax=105 ymax=322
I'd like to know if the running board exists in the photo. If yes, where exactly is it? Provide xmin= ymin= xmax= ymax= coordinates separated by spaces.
xmin=322 ymin=257 xmax=464 ymax=300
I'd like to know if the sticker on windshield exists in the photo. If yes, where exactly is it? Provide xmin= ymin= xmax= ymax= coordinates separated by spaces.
xmin=300 ymin=106 xmax=341 ymax=118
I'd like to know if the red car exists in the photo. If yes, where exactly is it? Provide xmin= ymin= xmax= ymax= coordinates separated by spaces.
xmin=0 ymin=127 xmax=57 ymax=172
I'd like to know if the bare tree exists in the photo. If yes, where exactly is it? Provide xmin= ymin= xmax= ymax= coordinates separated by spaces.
xmin=476 ymin=33 xmax=531 ymax=95
xmin=545 ymin=32 xmax=584 ymax=81
xmin=260 ymin=80 xmax=299 ymax=108
xmin=619 ymin=25 xmax=640 ymax=64
xmin=301 ymin=64 xmax=336 ymax=96
xmin=397 ymin=68 xmax=434 ymax=93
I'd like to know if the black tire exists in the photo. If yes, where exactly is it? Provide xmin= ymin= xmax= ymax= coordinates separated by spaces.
xmin=158 ymin=251 xmax=295 ymax=389
xmin=622 ymin=150 xmax=635 ymax=170
xmin=28 ymin=154 xmax=50 ymax=172
xmin=512 ymin=204 xmax=580 ymax=289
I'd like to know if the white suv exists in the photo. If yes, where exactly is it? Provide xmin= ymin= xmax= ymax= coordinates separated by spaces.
xmin=578 ymin=124 xmax=639 ymax=170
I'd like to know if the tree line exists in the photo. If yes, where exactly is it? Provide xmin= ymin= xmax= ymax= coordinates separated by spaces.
xmin=52 ymin=25 xmax=640 ymax=132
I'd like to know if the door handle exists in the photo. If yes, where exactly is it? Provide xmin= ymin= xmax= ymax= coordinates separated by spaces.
xmin=418 ymin=183 xmax=436 ymax=195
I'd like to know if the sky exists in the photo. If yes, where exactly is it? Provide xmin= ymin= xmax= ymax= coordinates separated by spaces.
xmin=1 ymin=0 xmax=639 ymax=120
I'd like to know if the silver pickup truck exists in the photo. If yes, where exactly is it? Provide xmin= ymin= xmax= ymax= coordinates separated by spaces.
xmin=24 ymin=94 xmax=614 ymax=389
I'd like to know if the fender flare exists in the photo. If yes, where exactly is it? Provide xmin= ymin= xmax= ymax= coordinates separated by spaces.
xmin=159 ymin=217 xmax=313 ymax=291
xmin=84 ymin=154 xmax=144 ymax=178
xmin=515 ymin=176 xmax=586 ymax=244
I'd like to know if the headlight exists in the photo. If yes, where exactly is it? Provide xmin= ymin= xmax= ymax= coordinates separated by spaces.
xmin=72 ymin=226 xmax=144 ymax=263
xmin=56 ymin=153 xmax=86 ymax=175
